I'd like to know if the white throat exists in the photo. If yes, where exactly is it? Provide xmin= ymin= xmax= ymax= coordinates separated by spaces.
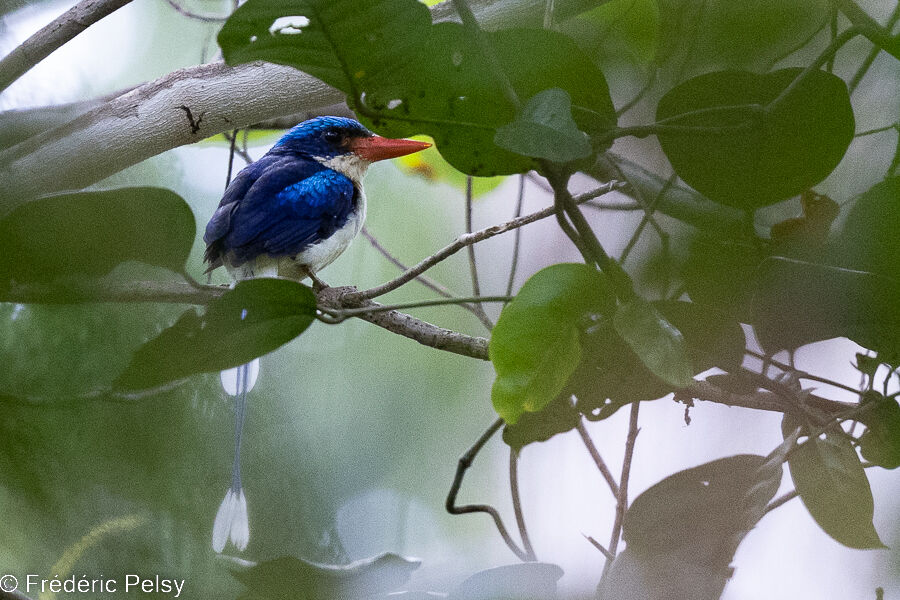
xmin=315 ymin=153 xmax=371 ymax=186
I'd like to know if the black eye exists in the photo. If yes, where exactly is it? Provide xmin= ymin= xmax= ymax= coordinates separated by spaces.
xmin=323 ymin=130 xmax=342 ymax=144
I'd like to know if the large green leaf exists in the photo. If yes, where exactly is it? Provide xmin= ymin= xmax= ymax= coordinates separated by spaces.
xmin=613 ymin=299 xmax=693 ymax=388
xmin=575 ymin=300 xmax=744 ymax=420
xmin=832 ymin=177 xmax=900 ymax=279
xmin=489 ymin=263 xmax=614 ymax=424
xmin=0 ymin=187 xmax=194 ymax=285
xmin=114 ymin=279 xmax=316 ymax=390
xmin=656 ymin=68 xmax=854 ymax=210
xmin=656 ymin=0 xmax=830 ymax=78
xmin=218 ymin=0 xmax=616 ymax=176
xmin=782 ymin=416 xmax=885 ymax=549
xmin=494 ymin=88 xmax=592 ymax=162
xmin=752 ymin=256 xmax=900 ymax=357
xmin=598 ymin=451 xmax=784 ymax=600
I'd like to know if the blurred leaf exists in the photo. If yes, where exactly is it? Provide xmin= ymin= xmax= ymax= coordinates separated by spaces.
xmin=0 ymin=188 xmax=194 ymax=285
xmin=854 ymin=353 xmax=881 ymax=377
xmin=656 ymin=68 xmax=854 ymax=210
xmin=832 ymin=177 xmax=900 ymax=279
xmin=752 ymin=256 xmax=900 ymax=357
xmin=494 ymin=88 xmax=592 ymax=162
xmin=599 ymin=453 xmax=782 ymax=600
xmin=490 ymin=263 xmax=614 ymax=424
xmin=395 ymin=138 xmax=505 ymax=196
xmin=656 ymin=0 xmax=830 ymax=77
xmin=502 ymin=394 xmax=580 ymax=451
xmin=858 ymin=393 xmax=900 ymax=470
xmin=568 ymin=0 xmax=659 ymax=67
xmin=447 ymin=563 xmax=564 ymax=600
xmin=576 ymin=301 xmax=744 ymax=420
xmin=218 ymin=0 xmax=616 ymax=176
xmin=681 ymin=233 xmax=767 ymax=317
xmin=613 ymin=299 xmax=693 ymax=388
xmin=782 ymin=415 xmax=885 ymax=549
xmin=114 ymin=279 xmax=316 ymax=390
xmin=230 ymin=552 xmax=421 ymax=600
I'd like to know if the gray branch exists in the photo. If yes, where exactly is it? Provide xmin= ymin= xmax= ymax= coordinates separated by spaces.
xmin=0 ymin=0 xmax=136 ymax=94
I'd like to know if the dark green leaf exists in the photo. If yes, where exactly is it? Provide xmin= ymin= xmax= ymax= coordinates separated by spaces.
xmin=752 ymin=256 xmax=900 ymax=355
xmin=218 ymin=0 xmax=616 ymax=176
xmin=230 ymin=553 xmax=420 ymax=600
xmin=494 ymin=88 xmax=592 ymax=162
xmin=447 ymin=563 xmax=563 ymax=600
xmin=114 ymin=279 xmax=316 ymax=390
xmin=0 ymin=187 xmax=194 ymax=285
xmin=490 ymin=263 xmax=614 ymax=424
xmin=599 ymin=453 xmax=782 ymax=600
xmin=858 ymin=393 xmax=900 ymax=470
xmin=782 ymin=416 xmax=885 ymax=549
xmin=832 ymin=177 xmax=900 ymax=280
xmin=656 ymin=68 xmax=854 ymax=210
xmin=613 ymin=299 xmax=693 ymax=388
xmin=502 ymin=394 xmax=580 ymax=451
xmin=575 ymin=301 xmax=744 ymax=420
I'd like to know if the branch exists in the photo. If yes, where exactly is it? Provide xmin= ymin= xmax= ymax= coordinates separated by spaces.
xmin=603 ymin=401 xmax=639 ymax=573
xmin=0 ymin=0 xmax=604 ymax=213
xmin=0 ymin=0 xmax=135 ymax=94
xmin=352 ymin=180 xmax=624 ymax=300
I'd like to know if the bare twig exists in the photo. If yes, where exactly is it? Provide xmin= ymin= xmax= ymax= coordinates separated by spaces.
xmin=744 ymin=348 xmax=862 ymax=396
xmin=510 ymin=448 xmax=537 ymax=561
xmin=446 ymin=418 xmax=529 ymax=561
xmin=604 ymin=402 xmax=640 ymax=574
xmin=848 ymin=2 xmax=900 ymax=93
xmin=317 ymin=295 xmax=512 ymax=322
xmin=352 ymin=181 xmax=624 ymax=301
xmin=162 ymin=0 xmax=229 ymax=22
xmin=505 ymin=175 xmax=526 ymax=297
xmin=575 ymin=420 xmax=619 ymax=497
xmin=464 ymin=176 xmax=493 ymax=327
xmin=584 ymin=534 xmax=614 ymax=562
xmin=0 ymin=0 xmax=135 ymax=94
xmin=764 ymin=490 xmax=799 ymax=514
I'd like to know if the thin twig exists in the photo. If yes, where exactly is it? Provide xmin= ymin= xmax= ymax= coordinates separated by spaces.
xmin=0 ymin=0 xmax=135 ymax=94
xmin=604 ymin=402 xmax=640 ymax=575
xmin=744 ymin=348 xmax=862 ymax=396
xmin=464 ymin=176 xmax=493 ymax=327
xmin=618 ymin=173 xmax=674 ymax=265
xmin=225 ymin=129 xmax=238 ymax=187
xmin=360 ymin=226 xmax=494 ymax=330
xmin=855 ymin=122 xmax=900 ymax=137
xmin=505 ymin=175 xmax=527 ymax=297
xmin=575 ymin=420 xmax=620 ymax=497
xmin=162 ymin=0 xmax=230 ymax=22
xmin=351 ymin=181 xmax=624 ymax=300
xmin=615 ymin=65 xmax=657 ymax=117
xmin=446 ymin=419 xmax=529 ymax=561
xmin=849 ymin=2 xmax=900 ymax=93
xmin=222 ymin=130 xmax=254 ymax=165
xmin=510 ymin=448 xmax=537 ymax=561
xmin=317 ymin=295 xmax=512 ymax=322
xmin=764 ymin=490 xmax=799 ymax=514
xmin=584 ymin=534 xmax=615 ymax=562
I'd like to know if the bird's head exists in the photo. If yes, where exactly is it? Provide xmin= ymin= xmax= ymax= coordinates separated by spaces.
xmin=273 ymin=116 xmax=430 ymax=183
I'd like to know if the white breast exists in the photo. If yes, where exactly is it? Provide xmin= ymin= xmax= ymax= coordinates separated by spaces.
xmin=287 ymin=188 xmax=367 ymax=276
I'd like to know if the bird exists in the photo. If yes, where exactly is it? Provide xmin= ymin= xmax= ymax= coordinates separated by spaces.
xmin=203 ymin=116 xmax=430 ymax=553
xmin=204 ymin=116 xmax=431 ymax=282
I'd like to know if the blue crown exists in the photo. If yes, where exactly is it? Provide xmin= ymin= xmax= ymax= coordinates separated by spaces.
xmin=273 ymin=116 xmax=373 ymax=158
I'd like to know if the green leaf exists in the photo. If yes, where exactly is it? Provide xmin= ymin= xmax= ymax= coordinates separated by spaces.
xmin=0 ymin=187 xmax=194 ymax=285
xmin=230 ymin=553 xmax=420 ymax=600
xmin=490 ymin=264 xmax=614 ymax=424
xmin=656 ymin=0 xmax=830 ymax=77
xmin=114 ymin=279 xmax=316 ymax=391
xmin=832 ymin=177 xmax=900 ymax=280
xmin=218 ymin=0 xmax=616 ymax=176
xmin=858 ymin=393 xmax=900 ymax=470
xmin=782 ymin=416 xmax=885 ymax=549
xmin=575 ymin=301 xmax=743 ymax=420
xmin=613 ymin=299 xmax=693 ymax=388
xmin=599 ymin=453 xmax=782 ymax=600
xmin=494 ymin=88 xmax=592 ymax=162
xmin=752 ymin=256 xmax=900 ymax=356
xmin=502 ymin=394 xmax=580 ymax=451
xmin=656 ymin=68 xmax=855 ymax=210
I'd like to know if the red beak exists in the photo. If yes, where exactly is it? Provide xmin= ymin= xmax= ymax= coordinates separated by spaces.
xmin=350 ymin=136 xmax=431 ymax=162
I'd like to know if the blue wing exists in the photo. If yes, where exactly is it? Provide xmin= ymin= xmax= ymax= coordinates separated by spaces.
xmin=204 ymin=155 xmax=357 ymax=268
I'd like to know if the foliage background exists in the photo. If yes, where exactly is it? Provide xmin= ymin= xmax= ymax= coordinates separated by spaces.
xmin=0 ymin=0 xmax=898 ymax=598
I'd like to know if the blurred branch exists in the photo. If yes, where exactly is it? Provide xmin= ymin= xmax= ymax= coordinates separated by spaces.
xmin=848 ymin=2 xmax=900 ymax=93
xmin=354 ymin=180 xmax=625 ymax=301
xmin=463 ymin=175 xmax=494 ymax=327
xmin=446 ymin=418 xmax=530 ymax=561
xmin=0 ymin=587 xmax=34 ymax=600
xmin=838 ymin=0 xmax=900 ymax=59
xmin=575 ymin=420 xmax=619 ymax=497
xmin=161 ymin=0 xmax=229 ymax=22
xmin=0 ymin=0 xmax=135 ymax=94
xmin=0 ymin=0 xmax=606 ymax=213
xmin=509 ymin=448 xmax=537 ymax=561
